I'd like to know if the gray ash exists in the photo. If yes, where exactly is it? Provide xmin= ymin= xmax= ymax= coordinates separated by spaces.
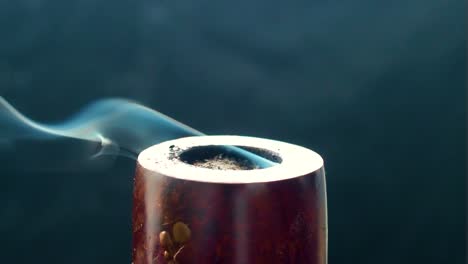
xmin=191 ymin=154 xmax=257 ymax=170
xmin=168 ymin=144 xmax=183 ymax=161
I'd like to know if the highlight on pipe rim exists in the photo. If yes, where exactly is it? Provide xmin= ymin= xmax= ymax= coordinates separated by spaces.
xmin=137 ymin=135 xmax=324 ymax=184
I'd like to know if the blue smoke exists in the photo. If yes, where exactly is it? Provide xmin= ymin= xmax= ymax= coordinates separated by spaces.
xmin=0 ymin=97 xmax=275 ymax=167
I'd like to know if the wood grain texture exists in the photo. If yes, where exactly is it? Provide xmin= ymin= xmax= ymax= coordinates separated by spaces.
xmin=132 ymin=163 xmax=327 ymax=264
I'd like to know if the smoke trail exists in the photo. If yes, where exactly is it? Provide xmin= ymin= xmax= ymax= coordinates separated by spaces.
xmin=0 ymin=96 xmax=275 ymax=168
xmin=0 ymin=97 xmax=202 ymax=158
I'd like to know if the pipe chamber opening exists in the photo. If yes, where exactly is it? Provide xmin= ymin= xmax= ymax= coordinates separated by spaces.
xmin=178 ymin=145 xmax=282 ymax=171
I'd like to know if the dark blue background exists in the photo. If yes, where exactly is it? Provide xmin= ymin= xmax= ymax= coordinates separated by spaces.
xmin=0 ymin=0 xmax=465 ymax=263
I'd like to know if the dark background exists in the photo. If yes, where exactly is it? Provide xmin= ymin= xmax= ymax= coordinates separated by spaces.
xmin=0 ymin=0 xmax=465 ymax=263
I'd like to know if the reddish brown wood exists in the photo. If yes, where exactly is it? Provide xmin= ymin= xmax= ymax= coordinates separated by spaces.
xmin=132 ymin=162 xmax=327 ymax=264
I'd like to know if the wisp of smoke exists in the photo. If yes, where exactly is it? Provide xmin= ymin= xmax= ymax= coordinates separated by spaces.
xmin=0 ymin=97 xmax=275 ymax=168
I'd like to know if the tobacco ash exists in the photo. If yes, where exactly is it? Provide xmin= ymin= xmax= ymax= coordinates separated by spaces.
xmin=168 ymin=144 xmax=182 ymax=161
xmin=192 ymin=154 xmax=256 ymax=170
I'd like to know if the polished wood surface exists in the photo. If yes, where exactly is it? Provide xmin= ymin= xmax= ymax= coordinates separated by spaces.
xmin=132 ymin=162 xmax=327 ymax=264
